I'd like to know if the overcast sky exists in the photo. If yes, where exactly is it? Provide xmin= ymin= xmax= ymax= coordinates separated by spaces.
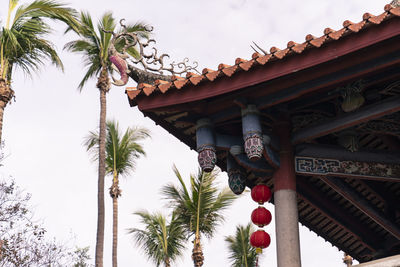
xmin=0 ymin=0 xmax=391 ymax=266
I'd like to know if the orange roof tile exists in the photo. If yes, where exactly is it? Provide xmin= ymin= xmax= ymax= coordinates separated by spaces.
xmin=126 ymin=87 xmax=140 ymax=99
xmin=126 ymin=4 xmax=400 ymax=102
xmin=154 ymin=79 xmax=172 ymax=93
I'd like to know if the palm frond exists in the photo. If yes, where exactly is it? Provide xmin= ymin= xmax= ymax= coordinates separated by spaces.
xmin=161 ymin=166 xmax=238 ymax=239
xmin=84 ymin=120 xmax=150 ymax=177
xmin=128 ymin=210 xmax=186 ymax=267
xmin=63 ymin=38 xmax=101 ymax=90
xmin=64 ymin=11 xmax=151 ymax=89
xmin=12 ymin=0 xmax=77 ymax=29
xmin=1 ymin=0 xmax=77 ymax=80
xmin=225 ymin=223 xmax=257 ymax=267
xmin=97 ymin=12 xmax=115 ymax=62
xmin=83 ymin=130 xmax=100 ymax=162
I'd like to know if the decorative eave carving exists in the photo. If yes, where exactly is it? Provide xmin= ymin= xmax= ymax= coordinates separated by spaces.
xmin=295 ymin=156 xmax=400 ymax=182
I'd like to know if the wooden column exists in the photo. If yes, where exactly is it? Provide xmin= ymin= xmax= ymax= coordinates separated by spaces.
xmin=273 ymin=118 xmax=302 ymax=267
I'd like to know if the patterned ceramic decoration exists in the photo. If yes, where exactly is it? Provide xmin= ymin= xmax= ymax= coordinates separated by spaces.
xmin=197 ymin=145 xmax=216 ymax=172
xmin=228 ymin=168 xmax=246 ymax=195
xmin=244 ymin=132 xmax=264 ymax=161
xmin=295 ymin=156 xmax=400 ymax=179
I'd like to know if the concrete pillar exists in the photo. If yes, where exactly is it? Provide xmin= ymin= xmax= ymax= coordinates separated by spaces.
xmin=273 ymin=119 xmax=302 ymax=267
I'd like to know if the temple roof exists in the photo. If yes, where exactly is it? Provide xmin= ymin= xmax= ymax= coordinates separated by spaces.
xmin=125 ymin=3 xmax=400 ymax=263
xmin=126 ymin=4 xmax=400 ymax=106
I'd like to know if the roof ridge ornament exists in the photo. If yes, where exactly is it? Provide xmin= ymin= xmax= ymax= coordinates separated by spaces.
xmin=391 ymin=0 xmax=400 ymax=7
xmin=106 ymin=19 xmax=200 ymax=86
xmin=251 ymin=41 xmax=268 ymax=55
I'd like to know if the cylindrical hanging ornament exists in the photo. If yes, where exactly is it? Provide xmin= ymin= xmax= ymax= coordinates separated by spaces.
xmin=227 ymin=153 xmax=247 ymax=195
xmin=196 ymin=118 xmax=216 ymax=172
xmin=242 ymin=105 xmax=264 ymax=161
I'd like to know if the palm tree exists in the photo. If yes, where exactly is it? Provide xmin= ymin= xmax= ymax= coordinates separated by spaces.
xmin=225 ymin=223 xmax=258 ymax=267
xmin=0 ymin=0 xmax=77 ymax=142
xmin=128 ymin=211 xmax=186 ymax=267
xmin=162 ymin=166 xmax=237 ymax=267
xmin=84 ymin=120 xmax=150 ymax=267
xmin=65 ymin=13 xmax=149 ymax=267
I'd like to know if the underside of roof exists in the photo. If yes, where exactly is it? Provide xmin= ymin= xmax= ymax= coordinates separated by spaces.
xmin=125 ymin=4 xmax=400 ymax=263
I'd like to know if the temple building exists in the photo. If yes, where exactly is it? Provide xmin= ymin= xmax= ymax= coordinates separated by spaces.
xmin=118 ymin=3 xmax=400 ymax=267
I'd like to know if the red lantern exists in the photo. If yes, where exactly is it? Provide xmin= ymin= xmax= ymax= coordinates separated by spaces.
xmin=251 ymin=184 xmax=271 ymax=204
xmin=250 ymin=230 xmax=271 ymax=253
xmin=251 ymin=206 xmax=272 ymax=227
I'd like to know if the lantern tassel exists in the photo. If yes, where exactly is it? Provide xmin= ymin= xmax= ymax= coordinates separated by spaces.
xmin=256 ymin=247 xmax=263 ymax=254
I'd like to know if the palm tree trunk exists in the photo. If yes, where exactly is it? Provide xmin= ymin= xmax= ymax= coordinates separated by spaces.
xmin=192 ymin=236 xmax=204 ymax=267
xmin=0 ymin=100 xmax=6 ymax=144
xmin=0 ymin=79 xmax=14 ymax=143
xmin=95 ymin=69 xmax=109 ymax=267
xmin=241 ymin=229 xmax=248 ymax=267
xmin=112 ymin=194 xmax=118 ymax=267
xmin=110 ymin=173 xmax=121 ymax=267
xmin=164 ymin=257 xmax=171 ymax=267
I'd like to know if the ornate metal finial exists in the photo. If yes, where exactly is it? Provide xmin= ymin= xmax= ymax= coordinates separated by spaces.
xmin=391 ymin=0 xmax=400 ymax=7
xmin=343 ymin=253 xmax=353 ymax=267
xmin=251 ymin=41 xmax=268 ymax=55
xmin=106 ymin=20 xmax=200 ymax=86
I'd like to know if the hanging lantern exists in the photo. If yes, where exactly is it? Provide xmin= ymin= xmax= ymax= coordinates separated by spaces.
xmin=196 ymin=118 xmax=216 ymax=172
xmin=251 ymin=206 xmax=272 ymax=227
xmin=250 ymin=230 xmax=271 ymax=253
xmin=227 ymin=154 xmax=247 ymax=195
xmin=251 ymin=184 xmax=272 ymax=204
xmin=242 ymin=105 xmax=264 ymax=161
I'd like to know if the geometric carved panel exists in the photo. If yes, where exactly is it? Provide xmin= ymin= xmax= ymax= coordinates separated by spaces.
xmin=295 ymin=156 xmax=400 ymax=182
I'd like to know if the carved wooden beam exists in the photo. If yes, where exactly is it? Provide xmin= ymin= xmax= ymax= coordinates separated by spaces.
xmin=297 ymin=176 xmax=380 ymax=253
xmin=215 ymin=134 xmax=242 ymax=150
xmin=379 ymin=134 xmax=400 ymax=151
xmin=263 ymin=144 xmax=280 ymax=168
xmin=232 ymin=153 xmax=274 ymax=174
xmin=362 ymin=180 xmax=400 ymax=221
xmin=296 ymin=143 xmax=400 ymax=165
xmin=295 ymin=156 xmax=400 ymax=182
xmin=320 ymin=176 xmax=400 ymax=241
xmin=292 ymin=96 xmax=400 ymax=144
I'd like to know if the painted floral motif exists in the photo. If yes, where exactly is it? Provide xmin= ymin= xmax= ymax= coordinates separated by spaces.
xmin=244 ymin=133 xmax=264 ymax=161
xmin=295 ymin=157 xmax=400 ymax=179
xmin=198 ymin=146 xmax=216 ymax=172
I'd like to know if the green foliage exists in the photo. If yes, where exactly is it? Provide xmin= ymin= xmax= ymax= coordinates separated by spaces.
xmin=0 ymin=0 xmax=78 ymax=81
xmin=128 ymin=211 xmax=186 ymax=267
xmin=161 ymin=166 xmax=237 ymax=239
xmin=225 ymin=223 xmax=258 ymax=267
xmin=84 ymin=120 xmax=150 ymax=177
xmin=71 ymin=246 xmax=92 ymax=267
xmin=0 ymin=179 xmax=90 ymax=267
xmin=64 ymin=12 xmax=149 ymax=90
